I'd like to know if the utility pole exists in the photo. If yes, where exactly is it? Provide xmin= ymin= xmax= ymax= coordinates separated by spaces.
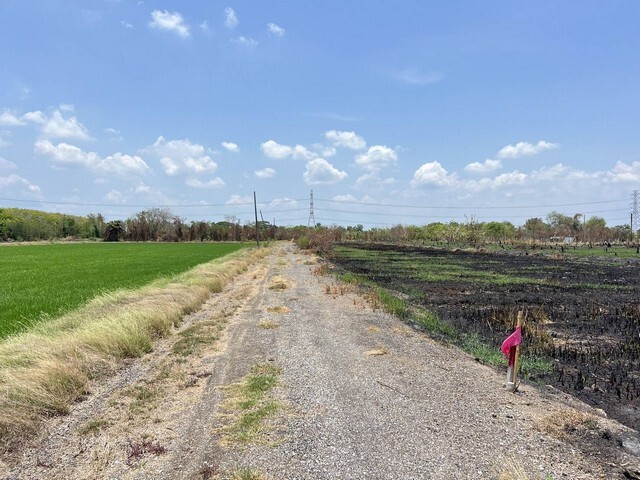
xmin=307 ymin=189 xmax=317 ymax=228
xmin=632 ymin=190 xmax=639 ymax=242
xmin=253 ymin=191 xmax=260 ymax=246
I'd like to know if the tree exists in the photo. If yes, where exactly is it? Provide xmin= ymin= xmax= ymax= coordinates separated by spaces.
xmin=523 ymin=217 xmax=548 ymax=243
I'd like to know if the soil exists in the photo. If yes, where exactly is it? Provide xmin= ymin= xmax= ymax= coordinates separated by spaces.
xmin=1 ymin=243 xmax=639 ymax=479
xmin=331 ymin=243 xmax=640 ymax=433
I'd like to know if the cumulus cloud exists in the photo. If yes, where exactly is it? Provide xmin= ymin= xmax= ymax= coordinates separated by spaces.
xmin=42 ymin=111 xmax=91 ymax=140
xmin=221 ymin=141 xmax=239 ymax=152
xmin=22 ymin=110 xmax=46 ymax=124
xmin=145 ymin=136 xmax=217 ymax=176
xmin=354 ymin=171 xmax=396 ymax=190
xmin=231 ymin=36 xmax=257 ymax=48
xmin=104 ymin=189 xmax=127 ymax=203
xmin=497 ymin=140 xmax=559 ymax=159
xmin=226 ymin=194 xmax=252 ymax=205
xmin=185 ymin=177 xmax=225 ymax=189
xmin=35 ymin=139 xmax=149 ymax=176
xmin=607 ymin=161 xmax=640 ymax=183
xmin=355 ymin=145 xmax=397 ymax=171
xmin=0 ymin=110 xmax=25 ymax=126
xmin=0 ymin=173 xmax=41 ymax=194
xmin=325 ymin=130 xmax=366 ymax=150
xmin=260 ymin=140 xmax=315 ymax=160
xmin=303 ymin=158 xmax=348 ymax=185
xmin=393 ymin=68 xmax=444 ymax=85
xmin=267 ymin=22 xmax=285 ymax=37
xmin=224 ymin=7 xmax=238 ymax=28
xmin=255 ymin=167 xmax=276 ymax=179
xmin=464 ymin=159 xmax=502 ymax=173
xmin=411 ymin=161 xmax=458 ymax=187
xmin=149 ymin=10 xmax=190 ymax=38
xmin=0 ymin=157 xmax=17 ymax=170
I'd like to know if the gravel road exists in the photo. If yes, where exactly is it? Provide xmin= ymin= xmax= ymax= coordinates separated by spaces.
xmin=2 ymin=242 xmax=638 ymax=479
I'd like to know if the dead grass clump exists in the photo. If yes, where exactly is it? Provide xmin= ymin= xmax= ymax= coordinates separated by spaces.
xmin=365 ymin=346 xmax=390 ymax=356
xmin=536 ymin=409 xmax=599 ymax=440
xmin=266 ymin=306 xmax=290 ymax=314
xmin=495 ymin=456 xmax=531 ymax=480
xmin=367 ymin=326 xmax=381 ymax=334
xmin=258 ymin=320 xmax=280 ymax=330
xmin=268 ymin=276 xmax=291 ymax=290
xmin=0 ymin=246 xmax=269 ymax=452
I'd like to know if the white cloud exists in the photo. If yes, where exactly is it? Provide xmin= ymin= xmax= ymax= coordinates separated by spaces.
xmin=149 ymin=10 xmax=190 ymax=38
xmin=319 ymin=145 xmax=337 ymax=158
xmin=303 ymin=158 xmax=348 ymax=185
xmin=224 ymin=7 xmax=238 ymax=28
xmin=104 ymin=189 xmax=127 ymax=203
xmin=267 ymin=22 xmax=285 ymax=37
xmin=393 ymin=68 xmax=444 ymax=85
xmin=121 ymin=20 xmax=133 ymax=29
xmin=226 ymin=194 xmax=252 ymax=205
xmin=22 ymin=111 xmax=46 ymax=124
xmin=325 ymin=130 xmax=366 ymax=150
xmin=607 ymin=161 xmax=640 ymax=183
xmin=0 ymin=173 xmax=41 ymax=194
xmin=270 ymin=198 xmax=297 ymax=207
xmin=199 ymin=20 xmax=210 ymax=32
xmin=231 ymin=36 xmax=257 ymax=48
xmin=0 ymin=137 xmax=11 ymax=148
xmin=145 ymin=136 xmax=217 ymax=176
xmin=0 ymin=157 xmax=17 ymax=170
xmin=59 ymin=103 xmax=74 ymax=112
xmin=0 ymin=110 xmax=25 ymax=126
xmin=261 ymin=140 xmax=291 ymax=159
xmin=42 ymin=111 xmax=91 ymax=140
xmin=353 ymin=171 xmax=396 ymax=190
xmin=497 ymin=140 xmax=559 ymax=159
xmin=260 ymin=140 xmax=315 ymax=160
xmin=493 ymin=171 xmax=527 ymax=187
xmin=255 ymin=167 xmax=276 ymax=179
xmin=332 ymin=194 xmax=358 ymax=202
xmin=221 ymin=141 xmax=239 ymax=152
xmin=35 ymin=139 xmax=149 ymax=176
xmin=355 ymin=145 xmax=397 ymax=171
xmin=411 ymin=161 xmax=458 ymax=187
xmin=185 ymin=177 xmax=225 ymax=189
xmin=464 ymin=159 xmax=502 ymax=173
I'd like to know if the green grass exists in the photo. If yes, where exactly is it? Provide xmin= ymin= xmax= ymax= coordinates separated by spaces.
xmin=0 ymin=242 xmax=247 ymax=338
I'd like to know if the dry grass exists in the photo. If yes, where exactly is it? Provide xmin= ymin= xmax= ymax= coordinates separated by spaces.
xmin=495 ymin=456 xmax=531 ymax=480
xmin=266 ymin=306 xmax=290 ymax=314
xmin=365 ymin=346 xmax=390 ymax=356
xmin=367 ymin=326 xmax=381 ymax=334
xmin=0 ymin=246 xmax=269 ymax=452
xmin=258 ymin=320 xmax=280 ymax=330
xmin=536 ymin=409 xmax=599 ymax=440
xmin=268 ymin=276 xmax=291 ymax=291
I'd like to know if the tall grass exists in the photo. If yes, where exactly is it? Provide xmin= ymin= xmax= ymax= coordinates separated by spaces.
xmin=0 ymin=246 xmax=268 ymax=452
xmin=0 ymin=242 xmax=247 ymax=338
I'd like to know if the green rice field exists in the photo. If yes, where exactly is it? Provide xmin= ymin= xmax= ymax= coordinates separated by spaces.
xmin=0 ymin=242 xmax=247 ymax=338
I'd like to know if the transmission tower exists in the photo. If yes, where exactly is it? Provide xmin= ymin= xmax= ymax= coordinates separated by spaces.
xmin=633 ymin=190 xmax=639 ymax=241
xmin=307 ymin=190 xmax=317 ymax=227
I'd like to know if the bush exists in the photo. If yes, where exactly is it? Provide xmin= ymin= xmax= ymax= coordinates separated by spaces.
xmin=297 ymin=235 xmax=310 ymax=250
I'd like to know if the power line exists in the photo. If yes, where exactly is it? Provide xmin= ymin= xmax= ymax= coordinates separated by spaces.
xmin=316 ymin=197 xmax=628 ymax=210
xmin=0 ymin=196 xmax=307 ymax=208
xmin=307 ymin=190 xmax=316 ymax=227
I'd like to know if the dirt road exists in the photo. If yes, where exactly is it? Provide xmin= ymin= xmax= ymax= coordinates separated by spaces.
xmin=2 ymin=243 xmax=638 ymax=479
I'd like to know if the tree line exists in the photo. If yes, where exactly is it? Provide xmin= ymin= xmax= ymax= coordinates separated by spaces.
xmin=0 ymin=206 xmax=635 ymax=244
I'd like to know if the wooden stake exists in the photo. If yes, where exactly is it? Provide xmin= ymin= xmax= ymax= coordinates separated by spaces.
xmin=511 ymin=311 xmax=524 ymax=392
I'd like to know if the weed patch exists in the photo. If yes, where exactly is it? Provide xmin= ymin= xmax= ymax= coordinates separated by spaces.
xmin=125 ymin=438 xmax=167 ymax=466
xmin=258 ymin=320 xmax=280 ymax=330
xmin=266 ymin=306 xmax=290 ymax=314
xmin=217 ymin=364 xmax=282 ymax=445
xmin=536 ymin=410 xmax=599 ymax=440
xmin=365 ymin=347 xmax=389 ymax=356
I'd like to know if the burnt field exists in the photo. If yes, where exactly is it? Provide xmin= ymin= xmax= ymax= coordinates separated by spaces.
xmin=332 ymin=243 xmax=640 ymax=430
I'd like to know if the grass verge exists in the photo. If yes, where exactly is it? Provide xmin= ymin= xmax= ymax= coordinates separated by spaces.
xmin=0 ymin=246 xmax=269 ymax=452
xmin=333 ymin=267 xmax=553 ymax=382
xmin=217 ymin=364 xmax=282 ymax=445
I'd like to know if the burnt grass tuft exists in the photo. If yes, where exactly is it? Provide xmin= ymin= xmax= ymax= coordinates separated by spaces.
xmin=332 ymin=243 xmax=640 ymax=430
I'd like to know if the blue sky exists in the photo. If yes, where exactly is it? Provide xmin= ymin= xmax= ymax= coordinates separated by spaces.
xmin=1 ymin=1 xmax=639 ymax=228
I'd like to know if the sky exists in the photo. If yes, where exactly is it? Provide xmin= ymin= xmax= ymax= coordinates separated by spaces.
xmin=1 ymin=1 xmax=639 ymax=229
